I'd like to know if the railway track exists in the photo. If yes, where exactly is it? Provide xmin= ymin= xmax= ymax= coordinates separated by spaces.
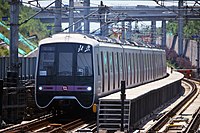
xmin=0 ymin=112 xmax=96 ymax=133
xmin=147 ymin=78 xmax=200 ymax=132
xmin=0 ymin=114 xmax=54 ymax=133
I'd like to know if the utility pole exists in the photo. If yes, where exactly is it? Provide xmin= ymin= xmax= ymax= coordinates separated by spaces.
xmin=54 ymin=0 xmax=62 ymax=33
xmin=84 ymin=0 xmax=90 ymax=34
xmin=178 ymin=0 xmax=184 ymax=56
xmin=8 ymin=0 xmax=20 ymax=86
xmin=99 ymin=1 xmax=109 ymax=36
xmin=69 ymin=0 xmax=74 ymax=32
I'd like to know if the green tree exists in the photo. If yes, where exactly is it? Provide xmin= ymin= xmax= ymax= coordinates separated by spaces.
xmin=19 ymin=5 xmax=49 ymax=43
xmin=0 ymin=0 xmax=9 ymax=19
xmin=166 ymin=21 xmax=178 ymax=35
xmin=0 ymin=2 xmax=50 ymax=56
xmin=184 ymin=21 xmax=200 ymax=39
xmin=167 ymin=20 xmax=200 ymax=38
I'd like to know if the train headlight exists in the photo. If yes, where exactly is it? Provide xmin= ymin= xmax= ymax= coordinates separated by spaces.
xmin=39 ymin=86 xmax=43 ymax=90
xmin=87 ymin=87 xmax=92 ymax=91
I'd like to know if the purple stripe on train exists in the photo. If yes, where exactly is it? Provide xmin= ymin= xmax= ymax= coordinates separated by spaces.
xmin=40 ymin=85 xmax=91 ymax=91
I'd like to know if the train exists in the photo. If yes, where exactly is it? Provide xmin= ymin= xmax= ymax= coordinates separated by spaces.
xmin=175 ymin=69 xmax=196 ymax=78
xmin=35 ymin=33 xmax=167 ymax=110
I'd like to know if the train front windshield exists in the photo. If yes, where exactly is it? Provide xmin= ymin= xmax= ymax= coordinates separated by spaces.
xmin=36 ymin=43 xmax=94 ymax=108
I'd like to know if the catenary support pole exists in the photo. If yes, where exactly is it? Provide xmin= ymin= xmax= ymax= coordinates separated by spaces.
xmin=178 ymin=0 xmax=184 ymax=56
xmin=151 ymin=20 xmax=156 ymax=45
xmin=69 ymin=0 xmax=74 ymax=32
xmin=84 ymin=0 xmax=90 ymax=34
xmin=161 ymin=20 xmax=166 ymax=48
xmin=54 ymin=0 xmax=62 ymax=33
xmin=9 ymin=0 xmax=19 ymax=73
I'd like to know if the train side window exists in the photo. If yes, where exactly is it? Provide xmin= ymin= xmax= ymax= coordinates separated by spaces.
xmin=117 ymin=52 xmax=120 ymax=88
xmin=97 ymin=54 xmax=100 ymax=75
xmin=137 ymin=53 xmax=140 ymax=82
xmin=104 ymin=51 xmax=108 ymax=73
xmin=125 ymin=53 xmax=128 ymax=85
xmin=107 ymin=51 xmax=110 ymax=91
xmin=112 ymin=52 xmax=115 ymax=89
xmin=132 ymin=53 xmax=135 ymax=84
xmin=109 ymin=52 xmax=113 ymax=73
xmin=129 ymin=53 xmax=132 ymax=85
xmin=121 ymin=53 xmax=124 ymax=80
xmin=101 ymin=51 xmax=105 ymax=92
xmin=135 ymin=53 xmax=138 ymax=83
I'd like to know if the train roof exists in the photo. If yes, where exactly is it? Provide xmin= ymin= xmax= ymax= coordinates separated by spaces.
xmin=39 ymin=33 xmax=164 ymax=52
xmin=39 ymin=33 xmax=99 ymax=46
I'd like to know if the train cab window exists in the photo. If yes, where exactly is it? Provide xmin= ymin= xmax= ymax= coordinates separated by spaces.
xmin=77 ymin=52 xmax=92 ymax=76
xmin=39 ymin=46 xmax=55 ymax=76
xmin=58 ymin=53 xmax=73 ymax=76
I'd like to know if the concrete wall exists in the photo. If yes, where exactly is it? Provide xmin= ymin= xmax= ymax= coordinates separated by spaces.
xmin=129 ymin=78 xmax=182 ymax=131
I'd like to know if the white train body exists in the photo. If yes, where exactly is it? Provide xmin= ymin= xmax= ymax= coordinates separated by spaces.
xmin=35 ymin=33 xmax=167 ymax=109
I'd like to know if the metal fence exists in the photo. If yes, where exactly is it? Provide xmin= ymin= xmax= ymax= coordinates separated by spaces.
xmin=0 ymin=57 xmax=37 ymax=80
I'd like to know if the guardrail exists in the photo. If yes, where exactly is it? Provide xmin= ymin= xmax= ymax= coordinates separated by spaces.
xmin=0 ymin=57 xmax=37 ymax=80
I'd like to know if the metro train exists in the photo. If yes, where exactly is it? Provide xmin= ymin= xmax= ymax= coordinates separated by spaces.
xmin=35 ymin=33 xmax=167 ymax=110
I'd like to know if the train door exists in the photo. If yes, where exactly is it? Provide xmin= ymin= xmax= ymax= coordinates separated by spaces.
xmin=119 ymin=53 xmax=123 ymax=84
xmin=108 ymin=52 xmax=113 ymax=91
xmin=146 ymin=53 xmax=148 ymax=81
xmin=152 ymin=52 xmax=155 ymax=79
xmin=147 ymin=53 xmax=150 ymax=81
xmin=125 ymin=53 xmax=128 ymax=86
xmin=101 ymin=51 xmax=109 ymax=93
xmin=129 ymin=53 xmax=132 ymax=85
xmin=112 ymin=52 xmax=116 ymax=90
xmin=132 ymin=53 xmax=135 ymax=84
xmin=95 ymin=50 xmax=101 ymax=95
xmin=143 ymin=53 xmax=146 ymax=82
xmin=136 ymin=53 xmax=139 ymax=84
xmin=117 ymin=52 xmax=120 ymax=89
xmin=140 ymin=51 xmax=143 ymax=83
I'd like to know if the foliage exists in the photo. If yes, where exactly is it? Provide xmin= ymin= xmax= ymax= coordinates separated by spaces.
xmin=166 ymin=21 xmax=178 ymax=35
xmin=19 ymin=5 xmax=50 ymax=44
xmin=0 ymin=46 xmax=9 ymax=56
xmin=0 ymin=2 xmax=50 ymax=56
xmin=0 ymin=0 xmax=9 ymax=19
xmin=184 ymin=21 xmax=200 ymax=39
xmin=167 ymin=20 xmax=200 ymax=39
xmin=165 ymin=47 xmax=193 ymax=69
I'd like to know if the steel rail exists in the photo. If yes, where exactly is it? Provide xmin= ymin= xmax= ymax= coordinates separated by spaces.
xmin=184 ymin=107 xmax=200 ymax=133
xmin=147 ymin=79 xmax=197 ymax=132
xmin=184 ymin=78 xmax=200 ymax=133
xmin=48 ymin=118 xmax=85 ymax=133
xmin=0 ymin=114 xmax=54 ymax=133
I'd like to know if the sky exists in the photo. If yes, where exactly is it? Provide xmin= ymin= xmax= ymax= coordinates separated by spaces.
xmin=23 ymin=0 xmax=193 ymax=7
xmin=22 ymin=0 xmax=197 ymax=32
xmin=23 ymin=0 xmax=197 ymax=7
